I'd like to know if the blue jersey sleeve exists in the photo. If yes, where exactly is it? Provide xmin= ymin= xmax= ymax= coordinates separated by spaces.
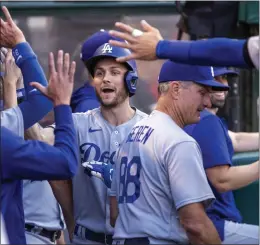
xmin=191 ymin=115 xmax=231 ymax=169
xmin=13 ymin=42 xmax=53 ymax=130
xmin=156 ymin=38 xmax=251 ymax=68
xmin=1 ymin=105 xmax=79 ymax=181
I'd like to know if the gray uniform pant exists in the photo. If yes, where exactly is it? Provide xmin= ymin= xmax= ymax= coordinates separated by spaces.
xmin=222 ymin=221 xmax=259 ymax=244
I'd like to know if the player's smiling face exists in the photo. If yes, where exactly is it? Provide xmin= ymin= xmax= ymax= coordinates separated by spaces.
xmin=210 ymin=75 xmax=229 ymax=108
xmin=93 ymin=58 xmax=129 ymax=108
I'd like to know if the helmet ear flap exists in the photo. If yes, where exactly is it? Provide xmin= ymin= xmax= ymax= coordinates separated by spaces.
xmin=125 ymin=70 xmax=138 ymax=97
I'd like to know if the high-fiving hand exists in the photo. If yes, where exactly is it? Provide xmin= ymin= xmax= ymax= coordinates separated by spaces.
xmin=109 ymin=20 xmax=163 ymax=62
xmin=0 ymin=47 xmax=22 ymax=87
xmin=0 ymin=6 xmax=26 ymax=48
xmin=31 ymin=51 xmax=76 ymax=107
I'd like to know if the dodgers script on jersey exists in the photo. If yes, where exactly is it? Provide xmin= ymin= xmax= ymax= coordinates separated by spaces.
xmin=111 ymin=110 xmax=215 ymax=244
xmin=1 ymin=106 xmax=24 ymax=137
xmin=72 ymin=107 xmax=147 ymax=241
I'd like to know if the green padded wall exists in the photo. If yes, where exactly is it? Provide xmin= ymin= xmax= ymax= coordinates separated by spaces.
xmin=232 ymin=152 xmax=259 ymax=225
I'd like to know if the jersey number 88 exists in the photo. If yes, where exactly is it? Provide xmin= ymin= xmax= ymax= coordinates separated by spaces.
xmin=118 ymin=156 xmax=142 ymax=204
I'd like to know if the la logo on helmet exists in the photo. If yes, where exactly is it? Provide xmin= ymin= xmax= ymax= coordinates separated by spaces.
xmin=102 ymin=43 xmax=113 ymax=54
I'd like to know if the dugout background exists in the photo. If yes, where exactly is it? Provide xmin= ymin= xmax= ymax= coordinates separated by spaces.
xmin=2 ymin=0 xmax=259 ymax=133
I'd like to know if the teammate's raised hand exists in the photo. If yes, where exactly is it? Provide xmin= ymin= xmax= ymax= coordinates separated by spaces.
xmin=109 ymin=20 xmax=163 ymax=62
xmin=31 ymin=50 xmax=76 ymax=107
xmin=0 ymin=6 xmax=26 ymax=48
xmin=1 ymin=48 xmax=22 ymax=86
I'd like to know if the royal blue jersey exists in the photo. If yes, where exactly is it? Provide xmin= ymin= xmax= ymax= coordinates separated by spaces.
xmin=184 ymin=110 xmax=242 ymax=240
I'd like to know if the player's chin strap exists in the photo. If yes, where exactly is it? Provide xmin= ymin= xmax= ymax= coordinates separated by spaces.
xmin=82 ymin=161 xmax=114 ymax=188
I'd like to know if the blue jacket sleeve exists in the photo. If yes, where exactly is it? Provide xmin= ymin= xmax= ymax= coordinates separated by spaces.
xmin=12 ymin=42 xmax=53 ymax=130
xmin=156 ymin=38 xmax=251 ymax=68
xmin=190 ymin=115 xmax=231 ymax=169
xmin=1 ymin=105 xmax=79 ymax=181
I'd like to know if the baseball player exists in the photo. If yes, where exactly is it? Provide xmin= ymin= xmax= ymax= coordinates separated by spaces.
xmin=1 ymin=41 xmax=67 ymax=245
xmin=184 ymin=67 xmax=259 ymax=244
xmin=1 ymin=50 xmax=67 ymax=245
xmin=40 ymin=43 xmax=147 ymax=244
xmin=109 ymin=61 xmax=229 ymax=244
xmin=70 ymin=29 xmax=123 ymax=112
xmin=1 ymin=47 xmax=78 ymax=245
xmin=108 ymin=21 xmax=259 ymax=70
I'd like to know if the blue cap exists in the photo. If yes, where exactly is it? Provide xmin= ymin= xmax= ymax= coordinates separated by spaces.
xmin=85 ymin=43 xmax=137 ymax=76
xmin=213 ymin=67 xmax=239 ymax=77
xmin=80 ymin=29 xmax=124 ymax=62
xmin=158 ymin=61 xmax=229 ymax=91
xmin=0 ymin=72 xmax=4 ymax=77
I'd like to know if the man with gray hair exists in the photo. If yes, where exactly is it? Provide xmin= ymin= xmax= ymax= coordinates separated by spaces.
xmin=109 ymin=61 xmax=229 ymax=244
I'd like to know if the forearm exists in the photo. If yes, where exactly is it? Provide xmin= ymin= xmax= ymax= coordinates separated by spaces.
xmin=233 ymin=132 xmax=259 ymax=152
xmin=156 ymin=38 xmax=251 ymax=68
xmin=3 ymin=83 xmax=17 ymax=109
xmin=24 ymin=123 xmax=44 ymax=141
xmin=3 ymin=106 xmax=78 ymax=180
xmin=56 ymin=231 xmax=66 ymax=245
xmin=185 ymin=218 xmax=221 ymax=244
xmin=110 ymin=196 xmax=118 ymax=227
xmin=13 ymin=42 xmax=52 ymax=129
xmin=49 ymin=180 xmax=75 ymax=242
xmin=224 ymin=161 xmax=259 ymax=191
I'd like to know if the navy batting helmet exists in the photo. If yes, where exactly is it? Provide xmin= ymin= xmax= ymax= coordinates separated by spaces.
xmin=85 ymin=43 xmax=138 ymax=96
xmin=80 ymin=29 xmax=124 ymax=63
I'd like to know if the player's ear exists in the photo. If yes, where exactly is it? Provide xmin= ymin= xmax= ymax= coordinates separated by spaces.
xmin=170 ymin=81 xmax=180 ymax=100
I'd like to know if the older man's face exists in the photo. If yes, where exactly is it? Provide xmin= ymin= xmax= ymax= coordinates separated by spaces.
xmin=177 ymin=82 xmax=212 ymax=125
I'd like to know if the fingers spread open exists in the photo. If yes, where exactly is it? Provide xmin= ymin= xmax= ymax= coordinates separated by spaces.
xmin=115 ymin=22 xmax=135 ymax=33
xmin=30 ymin=82 xmax=47 ymax=96
xmin=109 ymin=40 xmax=131 ymax=49
xmin=140 ymin=20 xmax=154 ymax=32
xmin=0 ymin=49 xmax=7 ymax=63
xmin=109 ymin=30 xmax=136 ymax=44
xmin=48 ymin=52 xmax=56 ymax=75
xmin=5 ymin=49 xmax=12 ymax=63
xmin=56 ymin=50 xmax=64 ymax=74
xmin=63 ymin=53 xmax=70 ymax=75
xmin=116 ymin=53 xmax=137 ymax=63
xmin=69 ymin=61 xmax=76 ymax=83
xmin=2 ymin=6 xmax=14 ymax=25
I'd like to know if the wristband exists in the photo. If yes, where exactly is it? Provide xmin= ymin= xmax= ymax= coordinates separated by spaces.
xmin=12 ymin=42 xmax=36 ymax=67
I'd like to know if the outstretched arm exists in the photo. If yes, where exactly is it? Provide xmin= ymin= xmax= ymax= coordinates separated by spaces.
xmin=1 ymin=105 xmax=78 ymax=180
xmin=0 ymin=6 xmax=52 ymax=129
xmin=1 ymin=50 xmax=77 ymax=181
xmin=108 ymin=20 xmax=258 ymax=69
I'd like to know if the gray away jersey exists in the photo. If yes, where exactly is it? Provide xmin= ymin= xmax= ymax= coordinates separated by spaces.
xmin=111 ymin=110 xmax=215 ymax=243
xmin=1 ymin=106 xmax=24 ymax=137
xmin=72 ymin=107 xmax=147 ymax=235
xmin=23 ymin=180 xmax=65 ymax=230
